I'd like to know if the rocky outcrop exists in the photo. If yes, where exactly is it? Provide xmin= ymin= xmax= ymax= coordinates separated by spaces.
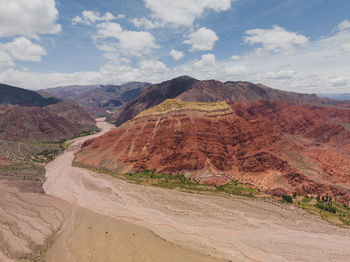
xmin=74 ymin=99 xmax=350 ymax=201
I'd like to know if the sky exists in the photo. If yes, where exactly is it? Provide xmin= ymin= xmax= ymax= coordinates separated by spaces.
xmin=0 ymin=0 xmax=349 ymax=93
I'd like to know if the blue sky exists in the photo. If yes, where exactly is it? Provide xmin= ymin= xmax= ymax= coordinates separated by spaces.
xmin=0 ymin=0 xmax=349 ymax=93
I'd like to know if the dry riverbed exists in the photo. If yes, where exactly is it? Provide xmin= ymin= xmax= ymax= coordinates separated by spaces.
xmin=2 ymin=117 xmax=350 ymax=261
xmin=41 ymin=118 xmax=350 ymax=262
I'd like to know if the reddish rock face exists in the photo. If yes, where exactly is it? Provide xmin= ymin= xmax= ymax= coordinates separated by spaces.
xmin=74 ymin=99 xmax=350 ymax=201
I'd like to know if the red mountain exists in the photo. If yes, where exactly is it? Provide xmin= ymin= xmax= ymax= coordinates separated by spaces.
xmin=74 ymin=99 xmax=350 ymax=203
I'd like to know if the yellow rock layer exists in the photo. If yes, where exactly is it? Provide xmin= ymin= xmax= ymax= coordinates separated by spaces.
xmin=135 ymin=99 xmax=231 ymax=118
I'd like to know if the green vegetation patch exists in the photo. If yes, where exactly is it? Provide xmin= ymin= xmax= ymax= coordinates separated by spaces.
xmin=291 ymin=194 xmax=350 ymax=227
xmin=71 ymin=129 xmax=101 ymax=139
xmin=282 ymin=194 xmax=293 ymax=203
xmin=315 ymin=201 xmax=336 ymax=214
xmin=34 ymin=149 xmax=61 ymax=163
xmin=121 ymin=170 xmax=258 ymax=197
xmin=48 ymin=128 xmax=101 ymax=149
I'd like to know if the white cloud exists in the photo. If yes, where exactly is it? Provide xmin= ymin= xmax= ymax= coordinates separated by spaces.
xmin=170 ymin=49 xmax=184 ymax=61
xmin=143 ymin=0 xmax=234 ymax=27
xmin=96 ymin=22 xmax=123 ymax=38
xmin=0 ymin=0 xmax=61 ymax=38
xmin=184 ymin=27 xmax=219 ymax=51
xmin=244 ymin=25 xmax=308 ymax=53
xmin=341 ymin=42 xmax=350 ymax=55
xmin=194 ymin=53 xmax=217 ymax=71
xmin=231 ymin=55 xmax=240 ymax=60
xmin=223 ymin=65 xmax=249 ymax=76
xmin=72 ymin=11 xmax=116 ymax=25
xmin=139 ymin=60 xmax=169 ymax=74
xmin=1 ymin=37 xmax=46 ymax=62
xmin=329 ymin=76 xmax=349 ymax=87
xmin=261 ymin=70 xmax=296 ymax=80
xmin=131 ymin=18 xmax=165 ymax=29
xmin=96 ymin=23 xmax=159 ymax=57
xmin=118 ymin=31 xmax=159 ymax=56
xmin=116 ymin=14 xmax=126 ymax=20
xmin=73 ymin=11 xmax=115 ymax=25
xmin=96 ymin=22 xmax=159 ymax=57
xmin=0 ymin=37 xmax=46 ymax=68
xmin=0 ymin=50 xmax=15 ymax=68
xmin=336 ymin=20 xmax=350 ymax=32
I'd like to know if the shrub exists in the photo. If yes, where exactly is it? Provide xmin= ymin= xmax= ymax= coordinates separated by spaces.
xmin=282 ymin=195 xmax=293 ymax=203
xmin=316 ymin=201 xmax=336 ymax=214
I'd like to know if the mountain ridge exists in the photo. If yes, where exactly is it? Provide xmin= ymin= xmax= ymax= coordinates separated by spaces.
xmin=40 ymin=82 xmax=151 ymax=114
xmin=0 ymin=83 xmax=60 ymax=107
xmin=109 ymin=76 xmax=341 ymax=126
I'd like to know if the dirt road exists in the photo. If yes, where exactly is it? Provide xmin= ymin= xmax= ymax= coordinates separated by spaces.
xmin=44 ymin=118 xmax=350 ymax=262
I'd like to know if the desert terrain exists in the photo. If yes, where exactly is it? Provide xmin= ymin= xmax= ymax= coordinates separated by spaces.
xmin=43 ymin=118 xmax=350 ymax=262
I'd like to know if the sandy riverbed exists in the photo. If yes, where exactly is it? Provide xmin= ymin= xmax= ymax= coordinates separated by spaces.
xmin=42 ymin=118 xmax=350 ymax=262
xmin=46 ymin=206 xmax=223 ymax=262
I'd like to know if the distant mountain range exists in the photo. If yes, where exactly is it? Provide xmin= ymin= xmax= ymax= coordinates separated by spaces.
xmin=109 ymin=75 xmax=341 ymax=126
xmin=318 ymin=93 xmax=350 ymax=100
xmin=0 ymin=83 xmax=96 ymax=145
xmin=0 ymin=83 xmax=60 ymax=107
xmin=40 ymin=82 xmax=151 ymax=114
